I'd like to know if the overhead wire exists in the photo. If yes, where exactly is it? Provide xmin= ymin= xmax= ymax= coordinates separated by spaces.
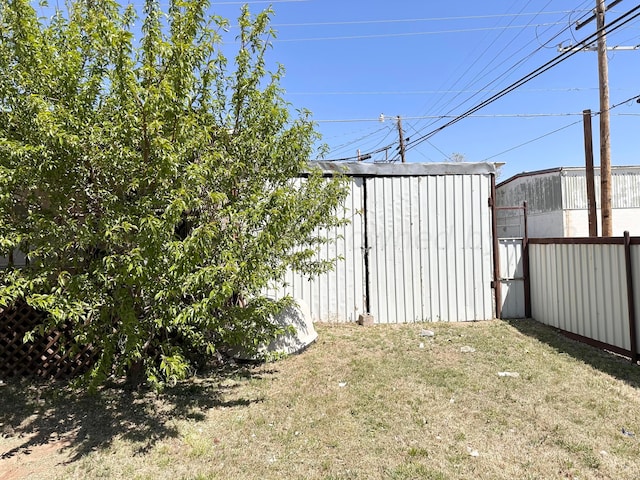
xmin=317 ymin=141 xmax=397 ymax=162
xmin=287 ymin=87 xmax=603 ymax=96
xmin=481 ymin=92 xmax=640 ymax=162
xmin=268 ymin=11 xmax=590 ymax=28
xmin=328 ymin=124 xmax=394 ymax=157
xmin=406 ymin=0 xmax=525 ymax=128
xmin=402 ymin=1 xmax=625 ymax=149
xmin=272 ymin=22 xmax=567 ymax=42
xmin=481 ymin=120 xmax=582 ymax=162
xmin=568 ymin=0 xmax=597 ymax=44
xmin=315 ymin=111 xmax=640 ymax=123
xmin=410 ymin=2 xmax=591 ymax=138
xmin=607 ymin=16 xmax=640 ymax=48
xmin=404 ymin=3 xmax=640 ymax=154
xmin=328 ymin=128 xmax=388 ymax=152
xmin=410 ymin=0 xmax=539 ymax=134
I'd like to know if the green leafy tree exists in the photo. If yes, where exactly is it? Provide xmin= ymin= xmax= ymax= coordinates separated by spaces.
xmin=0 ymin=0 xmax=348 ymax=389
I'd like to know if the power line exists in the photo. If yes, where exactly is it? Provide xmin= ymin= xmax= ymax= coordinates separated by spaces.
xmin=409 ymin=3 xmax=591 ymax=137
xmin=410 ymin=0 xmax=548 ymax=134
xmin=273 ymin=22 xmax=566 ymax=42
xmin=480 ymin=92 xmax=640 ymax=162
xmin=607 ymin=92 xmax=640 ymax=109
xmin=328 ymin=125 xmax=395 ymax=157
xmin=268 ymin=11 xmax=588 ymax=28
xmin=326 ymin=10 xmax=640 ymax=165
xmin=287 ymin=87 xmax=606 ymax=96
xmin=316 ymin=112 xmax=624 ymax=123
xmin=321 ymin=94 xmax=640 ymax=161
xmin=482 ymin=120 xmax=582 ymax=161
xmin=404 ymin=4 xmax=640 ymax=153
xmin=317 ymin=142 xmax=396 ymax=162
xmin=328 ymin=125 xmax=391 ymax=153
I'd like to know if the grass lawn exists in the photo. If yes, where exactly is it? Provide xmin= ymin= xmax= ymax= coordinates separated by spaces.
xmin=1 ymin=319 xmax=639 ymax=480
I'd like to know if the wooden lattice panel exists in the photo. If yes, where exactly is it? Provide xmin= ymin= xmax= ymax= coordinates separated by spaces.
xmin=0 ymin=301 xmax=96 ymax=379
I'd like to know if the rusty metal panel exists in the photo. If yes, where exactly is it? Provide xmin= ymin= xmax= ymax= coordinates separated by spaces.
xmin=270 ymin=177 xmax=366 ymax=323
xmin=499 ymin=238 xmax=525 ymax=318
xmin=530 ymin=243 xmax=630 ymax=351
xmin=496 ymin=171 xmax=562 ymax=214
xmin=367 ymin=173 xmax=494 ymax=323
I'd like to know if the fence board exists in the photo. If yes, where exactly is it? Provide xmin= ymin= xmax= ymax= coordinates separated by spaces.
xmin=498 ymin=238 xmax=525 ymax=318
xmin=529 ymin=241 xmax=633 ymax=356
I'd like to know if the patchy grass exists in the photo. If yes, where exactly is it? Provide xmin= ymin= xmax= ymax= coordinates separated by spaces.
xmin=1 ymin=319 xmax=639 ymax=480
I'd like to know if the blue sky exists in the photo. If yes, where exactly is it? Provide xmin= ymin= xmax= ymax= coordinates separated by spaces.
xmin=36 ymin=0 xmax=640 ymax=180
xmin=221 ymin=0 xmax=640 ymax=181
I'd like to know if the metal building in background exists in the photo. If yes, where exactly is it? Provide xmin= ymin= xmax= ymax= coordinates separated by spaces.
xmin=272 ymin=161 xmax=498 ymax=323
xmin=496 ymin=166 xmax=640 ymax=238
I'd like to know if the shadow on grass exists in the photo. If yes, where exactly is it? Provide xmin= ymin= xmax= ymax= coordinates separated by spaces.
xmin=507 ymin=318 xmax=640 ymax=389
xmin=0 ymin=362 xmax=272 ymax=463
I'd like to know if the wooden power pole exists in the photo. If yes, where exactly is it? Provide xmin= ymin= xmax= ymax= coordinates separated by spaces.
xmin=563 ymin=1 xmax=624 ymax=235
xmin=596 ymin=0 xmax=613 ymax=236
xmin=396 ymin=116 xmax=406 ymax=163
xmin=583 ymin=109 xmax=598 ymax=237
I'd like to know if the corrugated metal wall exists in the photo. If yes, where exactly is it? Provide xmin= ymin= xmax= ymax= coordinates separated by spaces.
xmin=498 ymin=238 xmax=525 ymax=318
xmin=529 ymin=243 xmax=631 ymax=352
xmin=632 ymin=245 xmax=640 ymax=354
xmin=366 ymin=174 xmax=494 ymax=323
xmin=562 ymin=169 xmax=640 ymax=209
xmin=271 ymin=177 xmax=366 ymax=323
xmin=271 ymin=163 xmax=497 ymax=324
xmin=496 ymin=171 xmax=563 ymax=213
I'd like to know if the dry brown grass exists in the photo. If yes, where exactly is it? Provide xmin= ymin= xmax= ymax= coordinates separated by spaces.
xmin=1 ymin=319 xmax=640 ymax=480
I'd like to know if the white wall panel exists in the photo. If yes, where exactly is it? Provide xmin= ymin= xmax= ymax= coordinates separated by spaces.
xmin=632 ymin=245 xmax=640 ymax=355
xmin=367 ymin=174 xmax=494 ymax=323
xmin=530 ymin=243 xmax=631 ymax=351
xmin=270 ymin=178 xmax=366 ymax=323
xmin=499 ymin=238 xmax=525 ymax=318
xmin=270 ymin=162 xmax=497 ymax=324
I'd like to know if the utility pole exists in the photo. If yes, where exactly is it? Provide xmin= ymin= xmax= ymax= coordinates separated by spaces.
xmin=596 ymin=0 xmax=613 ymax=236
xmin=582 ymin=109 xmax=598 ymax=237
xmin=396 ymin=116 xmax=406 ymax=163
xmin=559 ymin=0 xmax=627 ymax=235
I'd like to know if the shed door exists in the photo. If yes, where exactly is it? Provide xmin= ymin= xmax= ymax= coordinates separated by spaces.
xmin=365 ymin=174 xmax=494 ymax=323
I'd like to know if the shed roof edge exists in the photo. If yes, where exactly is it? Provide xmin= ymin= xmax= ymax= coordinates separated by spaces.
xmin=308 ymin=161 xmax=497 ymax=177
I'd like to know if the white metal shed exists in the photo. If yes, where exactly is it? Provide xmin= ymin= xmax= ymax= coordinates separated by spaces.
xmin=272 ymin=161 xmax=498 ymax=323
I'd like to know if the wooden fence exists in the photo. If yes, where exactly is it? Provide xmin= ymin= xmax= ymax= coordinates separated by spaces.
xmin=0 ymin=301 xmax=96 ymax=379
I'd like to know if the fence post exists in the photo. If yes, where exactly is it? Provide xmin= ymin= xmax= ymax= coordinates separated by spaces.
xmin=624 ymin=231 xmax=638 ymax=362
xmin=490 ymin=175 xmax=501 ymax=319
xmin=523 ymin=202 xmax=532 ymax=318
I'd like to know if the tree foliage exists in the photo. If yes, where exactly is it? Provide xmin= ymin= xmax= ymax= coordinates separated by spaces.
xmin=0 ymin=0 xmax=348 ymax=389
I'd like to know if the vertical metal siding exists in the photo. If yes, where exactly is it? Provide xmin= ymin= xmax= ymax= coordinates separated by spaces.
xmin=497 ymin=173 xmax=562 ymax=213
xmin=530 ymin=243 xmax=630 ymax=351
xmin=562 ymin=174 xmax=594 ymax=210
xmin=367 ymin=174 xmax=494 ymax=323
xmin=498 ymin=238 xmax=525 ymax=318
xmin=562 ymin=170 xmax=640 ymax=210
xmin=632 ymin=245 xmax=640 ymax=354
xmin=270 ymin=178 xmax=365 ymax=322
